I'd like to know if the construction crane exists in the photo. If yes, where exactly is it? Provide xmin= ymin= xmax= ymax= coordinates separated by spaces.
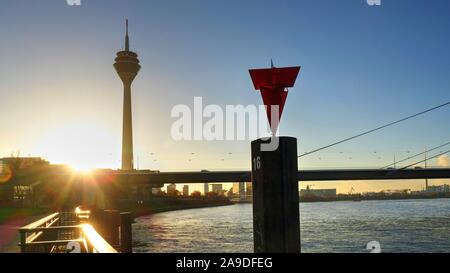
xmin=349 ymin=187 xmax=355 ymax=195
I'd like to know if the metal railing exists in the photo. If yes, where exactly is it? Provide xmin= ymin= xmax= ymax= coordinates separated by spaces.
xmin=19 ymin=211 xmax=118 ymax=253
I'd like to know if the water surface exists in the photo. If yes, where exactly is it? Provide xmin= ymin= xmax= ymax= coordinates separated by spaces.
xmin=133 ymin=199 xmax=450 ymax=253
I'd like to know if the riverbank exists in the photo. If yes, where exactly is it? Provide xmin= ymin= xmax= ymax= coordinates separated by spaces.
xmin=300 ymin=193 xmax=450 ymax=203
xmin=118 ymin=196 xmax=234 ymax=218
xmin=0 ymin=208 xmax=51 ymax=253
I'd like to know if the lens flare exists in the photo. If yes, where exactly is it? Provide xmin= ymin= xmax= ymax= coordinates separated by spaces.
xmin=0 ymin=164 xmax=12 ymax=184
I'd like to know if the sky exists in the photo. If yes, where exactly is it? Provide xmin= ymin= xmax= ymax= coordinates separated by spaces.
xmin=0 ymin=0 xmax=449 ymax=193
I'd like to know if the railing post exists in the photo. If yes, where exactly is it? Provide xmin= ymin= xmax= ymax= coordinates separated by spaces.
xmin=89 ymin=209 xmax=104 ymax=236
xmin=251 ymin=137 xmax=300 ymax=253
xmin=20 ymin=230 xmax=27 ymax=253
xmin=120 ymin=212 xmax=133 ymax=253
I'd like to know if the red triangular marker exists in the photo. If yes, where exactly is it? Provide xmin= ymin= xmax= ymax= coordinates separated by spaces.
xmin=260 ymin=87 xmax=288 ymax=134
xmin=249 ymin=66 xmax=301 ymax=135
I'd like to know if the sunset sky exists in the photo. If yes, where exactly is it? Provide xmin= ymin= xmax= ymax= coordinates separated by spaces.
xmin=0 ymin=0 xmax=448 ymax=193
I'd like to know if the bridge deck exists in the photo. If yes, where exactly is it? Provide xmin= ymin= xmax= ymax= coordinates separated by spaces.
xmin=90 ymin=168 xmax=450 ymax=183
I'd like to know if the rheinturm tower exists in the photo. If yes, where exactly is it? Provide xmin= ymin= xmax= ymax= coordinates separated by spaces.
xmin=114 ymin=20 xmax=140 ymax=170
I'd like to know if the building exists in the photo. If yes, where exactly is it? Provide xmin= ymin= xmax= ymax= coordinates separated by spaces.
xmin=245 ymin=182 xmax=252 ymax=197
xmin=232 ymin=182 xmax=245 ymax=197
xmin=300 ymin=186 xmax=337 ymax=199
xmin=425 ymin=184 xmax=450 ymax=193
xmin=151 ymin=187 xmax=161 ymax=195
xmin=203 ymin=183 xmax=209 ymax=195
xmin=211 ymin=184 xmax=223 ymax=195
xmin=0 ymin=157 xmax=49 ymax=170
xmin=114 ymin=20 xmax=141 ymax=170
xmin=167 ymin=183 xmax=177 ymax=196
xmin=182 ymin=185 xmax=189 ymax=196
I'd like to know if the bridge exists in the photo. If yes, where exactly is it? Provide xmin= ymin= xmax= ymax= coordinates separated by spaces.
xmin=90 ymin=168 xmax=450 ymax=183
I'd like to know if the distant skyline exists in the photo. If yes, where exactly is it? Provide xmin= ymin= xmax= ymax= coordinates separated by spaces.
xmin=0 ymin=0 xmax=449 ymax=193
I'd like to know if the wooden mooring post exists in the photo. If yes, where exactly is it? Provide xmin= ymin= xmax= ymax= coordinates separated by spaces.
xmin=120 ymin=212 xmax=133 ymax=253
xmin=251 ymin=137 xmax=300 ymax=253
xmin=104 ymin=210 xmax=120 ymax=247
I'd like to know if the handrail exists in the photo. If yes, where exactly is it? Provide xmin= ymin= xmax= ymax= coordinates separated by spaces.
xmin=19 ymin=213 xmax=61 ymax=247
xmin=26 ymin=239 xmax=85 ymax=246
xmin=20 ymin=213 xmax=59 ymax=230
xmin=81 ymin=224 xmax=118 ymax=253
xmin=20 ymin=225 xmax=82 ymax=233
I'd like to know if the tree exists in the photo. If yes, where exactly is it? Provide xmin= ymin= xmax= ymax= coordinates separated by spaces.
xmin=206 ymin=191 xmax=219 ymax=198
xmin=191 ymin=191 xmax=202 ymax=198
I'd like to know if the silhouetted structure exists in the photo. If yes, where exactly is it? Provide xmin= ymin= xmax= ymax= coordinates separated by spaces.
xmin=232 ymin=182 xmax=245 ymax=197
xmin=114 ymin=20 xmax=141 ymax=170
xmin=182 ymin=185 xmax=189 ymax=196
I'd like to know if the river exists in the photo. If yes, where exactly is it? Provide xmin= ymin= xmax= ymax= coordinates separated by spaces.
xmin=133 ymin=199 xmax=450 ymax=253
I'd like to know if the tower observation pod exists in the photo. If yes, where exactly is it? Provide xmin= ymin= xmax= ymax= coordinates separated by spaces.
xmin=114 ymin=20 xmax=141 ymax=171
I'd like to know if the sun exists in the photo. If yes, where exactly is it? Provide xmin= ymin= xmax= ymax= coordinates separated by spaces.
xmin=69 ymin=164 xmax=94 ymax=173
xmin=33 ymin=121 xmax=120 ymax=170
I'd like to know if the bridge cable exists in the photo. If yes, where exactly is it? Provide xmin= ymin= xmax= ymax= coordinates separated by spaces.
xmin=380 ymin=141 xmax=450 ymax=169
xmin=298 ymin=101 xmax=450 ymax=158
xmin=398 ymin=150 xmax=450 ymax=170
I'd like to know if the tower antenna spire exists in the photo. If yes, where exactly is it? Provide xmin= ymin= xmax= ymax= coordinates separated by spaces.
xmin=125 ymin=19 xmax=130 ymax=51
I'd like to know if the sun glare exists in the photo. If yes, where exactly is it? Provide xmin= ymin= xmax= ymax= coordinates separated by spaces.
xmin=33 ymin=121 xmax=120 ymax=170
xmin=70 ymin=165 xmax=94 ymax=174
